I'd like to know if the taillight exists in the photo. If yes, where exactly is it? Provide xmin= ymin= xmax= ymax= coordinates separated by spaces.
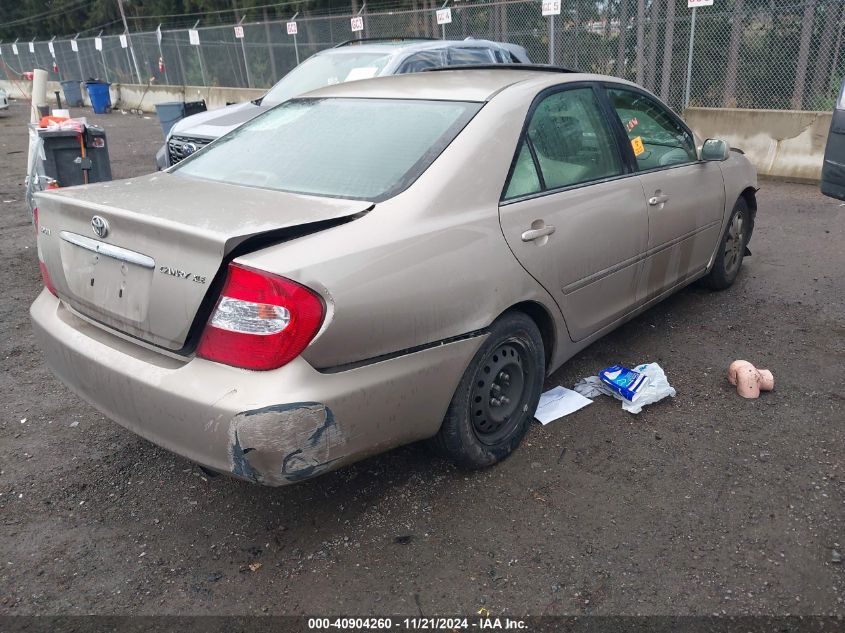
xmin=33 ymin=207 xmax=57 ymax=296
xmin=197 ymin=263 xmax=324 ymax=371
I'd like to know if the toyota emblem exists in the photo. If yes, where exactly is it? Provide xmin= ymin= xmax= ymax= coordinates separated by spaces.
xmin=91 ymin=215 xmax=109 ymax=238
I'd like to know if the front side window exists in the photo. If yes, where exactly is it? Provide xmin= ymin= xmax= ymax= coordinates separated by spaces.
xmin=504 ymin=87 xmax=623 ymax=199
xmin=174 ymin=98 xmax=481 ymax=201
xmin=607 ymin=88 xmax=697 ymax=170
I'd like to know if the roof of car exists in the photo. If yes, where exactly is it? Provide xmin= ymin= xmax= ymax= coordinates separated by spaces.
xmin=302 ymin=67 xmax=634 ymax=102
xmin=318 ymin=37 xmax=518 ymax=56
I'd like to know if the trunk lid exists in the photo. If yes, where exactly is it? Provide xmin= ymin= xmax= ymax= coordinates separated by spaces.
xmin=35 ymin=172 xmax=371 ymax=351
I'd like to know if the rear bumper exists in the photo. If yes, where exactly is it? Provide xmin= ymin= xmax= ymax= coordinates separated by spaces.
xmin=30 ymin=290 xmax=483 ymax=485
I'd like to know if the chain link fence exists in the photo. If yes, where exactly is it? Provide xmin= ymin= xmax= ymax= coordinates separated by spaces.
xmin=1 ymin=0 xmax=843 ymax=113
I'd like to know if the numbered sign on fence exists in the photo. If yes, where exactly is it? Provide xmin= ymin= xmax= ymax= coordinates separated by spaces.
xmin=189 ymin=29 xmax=200 ymax=46
xmin=351 ymin=16 xmax=364 ymax=32
xmin=286 ymin=21 xmax=298 ymax=35
xmin=29 ymin=42 xmax=35 ymax=53
xmin=48 ymin=41 xmax=55 ymax=56
xmin=11 ymin=43 xmax=18 ymax=55
xmin=71 ymin=40 xmax=78 ymax=52
xmin=119 ymin=34 xmax=128 ymax=48
xmin=436 ymin=8 xmax=452 ymax=25
xmin=95 ymin=37 xmax=103 ymax=51
xmin=542 ymin=0 xmax=561 ymax=15
xmin=687 ymin=0 xmax=714 ymax=6
xmin=234 ymin=25 xmax=244 ymax=39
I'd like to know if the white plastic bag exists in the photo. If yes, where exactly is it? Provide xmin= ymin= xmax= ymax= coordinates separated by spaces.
xmin=573 ymin=362 xmax=676 ymax=414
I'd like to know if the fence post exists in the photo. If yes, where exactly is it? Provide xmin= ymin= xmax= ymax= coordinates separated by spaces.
xmin=439 ymin=0 xmax=450 ymax=39
xmin=290 ymin=12 xmax=301 ymax=66
xmin=97 ymin=32 xmax=110 ymax=82
xmin=238 ymin=16 xmax=253 ymax=88
xmin=156 ymin=25 xmax=170 ymax=85
xmin=73 ymin=34 xmax=85 ymax=81
xmin=191 ymin=21 xmax=208 ymax=86
xmin=683 ymin=7 xmax=696 ymax=109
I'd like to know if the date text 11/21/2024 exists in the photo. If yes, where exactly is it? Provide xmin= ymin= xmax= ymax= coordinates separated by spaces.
xmin=307 ymin=617 xmax=529 ymax=630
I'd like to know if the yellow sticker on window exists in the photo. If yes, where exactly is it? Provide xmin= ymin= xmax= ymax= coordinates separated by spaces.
xmin=631 ymin=136 xmax=645 ymax=157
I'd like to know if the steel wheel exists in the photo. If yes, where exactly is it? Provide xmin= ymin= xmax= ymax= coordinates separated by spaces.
xmin=470 ymin=340 xmax=530 ymax=445
xmin=701 ymin=197 xmax=752 ymax=291
xmin=724 ymin=210 xmax=746 ymax=276
xmin=428 ymin=312 xmax=545 ymax=469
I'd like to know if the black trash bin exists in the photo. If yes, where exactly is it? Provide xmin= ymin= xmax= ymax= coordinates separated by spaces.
xmin=38 ymin=125 xmax=112 ymax=187
xmin=155 ymin=100 xmax=207 ymax=139
xmin=184 ymin=100 xmax=207 ymax=117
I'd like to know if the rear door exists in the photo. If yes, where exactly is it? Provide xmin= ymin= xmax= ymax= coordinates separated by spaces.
xmin=821 ymin=78 xmax=845 ymax=201
xmin=604 ymin=85 xmax=725 ymax=301
xmin=499 ymin=84 xmax=649 ymax=342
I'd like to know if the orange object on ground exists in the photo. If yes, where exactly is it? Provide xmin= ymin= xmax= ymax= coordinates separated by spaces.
xmin=38 ymin=115 xmax=69 ymax=128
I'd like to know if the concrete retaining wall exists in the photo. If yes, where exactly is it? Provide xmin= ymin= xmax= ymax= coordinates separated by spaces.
xmin=684 ymin=107 xmax=830 ymax=183
xmin=2 ymin=80 xmax=830 ymax=182
xmin=0 ymin=80 xmax=265 ymax=113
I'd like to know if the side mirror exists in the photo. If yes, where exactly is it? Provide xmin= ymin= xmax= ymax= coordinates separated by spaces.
xmin=700 ymin=138 xmax=731 ymax=161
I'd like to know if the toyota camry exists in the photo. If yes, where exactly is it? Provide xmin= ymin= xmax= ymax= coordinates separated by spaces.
xmin=31 ymin=67 xmax=758 ymax=485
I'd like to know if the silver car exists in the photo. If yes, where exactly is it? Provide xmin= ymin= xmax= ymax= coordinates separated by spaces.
xmin=156 ymin=37 xmax=530 ymax=169
xmin=32 ymin=68 xmax=757 ymax=486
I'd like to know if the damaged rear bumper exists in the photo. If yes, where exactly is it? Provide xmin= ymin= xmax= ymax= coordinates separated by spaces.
xmin=30 ymin=290 xmax=484 ymax=486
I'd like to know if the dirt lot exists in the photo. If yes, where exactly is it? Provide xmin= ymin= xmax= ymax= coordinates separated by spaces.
xmin=0 ymin=99 xmax=843 ymax=617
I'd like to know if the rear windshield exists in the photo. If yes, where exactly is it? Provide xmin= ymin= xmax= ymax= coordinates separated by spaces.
xmin=173 ymin=98 xmax=481 ymax=201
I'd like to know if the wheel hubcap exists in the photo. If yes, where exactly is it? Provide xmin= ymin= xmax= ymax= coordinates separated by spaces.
xmin=470 ymin=341 xmax=528 ymax=444
xmin=724 ymin=212 xmax=745 ymax=275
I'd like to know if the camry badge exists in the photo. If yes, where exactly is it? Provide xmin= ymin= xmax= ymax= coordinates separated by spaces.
xmin=91 ymin=215 xmax=109 ymax=239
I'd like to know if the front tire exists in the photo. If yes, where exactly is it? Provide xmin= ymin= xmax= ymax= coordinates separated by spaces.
xmin=429 ymin=312 xmax=545 ymax=469
xmin=701 ymin=197 xmax=750 ymax=290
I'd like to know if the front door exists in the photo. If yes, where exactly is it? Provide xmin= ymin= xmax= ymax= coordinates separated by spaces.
xmin=499 ymin=85 xmax=649 ymax=342
xmin=604 ymin=86 xmax=726 ymax=300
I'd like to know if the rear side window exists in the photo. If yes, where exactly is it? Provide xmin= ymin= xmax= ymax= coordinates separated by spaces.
xmin=174 ymin=98 xmax=481 ymax=201
xmin=448 ymin=47 xmax=496 ymax=65
xmin=607 ymin=88 xmax=697 ymax=170
xmin=504 ymin=87 xmax=623 ymax=199
xmin=397 ymin=50 xmax=446 ymax=74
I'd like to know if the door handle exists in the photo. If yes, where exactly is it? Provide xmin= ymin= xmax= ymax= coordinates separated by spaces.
xmin=521 ymin=225 xmax=556 ymax=242
xmin=648 ymin=194 xmax=669 ymax=206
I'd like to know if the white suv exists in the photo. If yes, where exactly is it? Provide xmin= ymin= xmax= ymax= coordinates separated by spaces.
xmin=155 ymin=37 xmax=530 ymax=169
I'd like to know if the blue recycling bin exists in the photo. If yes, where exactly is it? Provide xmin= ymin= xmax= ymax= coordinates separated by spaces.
xmin=85 ymin=81 xmax=111 ymax=114
xmin=60 ymin=80 xmax=83 ymax=107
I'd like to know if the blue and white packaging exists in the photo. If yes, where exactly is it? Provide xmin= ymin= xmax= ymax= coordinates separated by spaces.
xmin=598 ymin=365 xmax=650 ymax=402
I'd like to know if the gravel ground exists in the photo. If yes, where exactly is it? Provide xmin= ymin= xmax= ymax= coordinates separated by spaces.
xmin=0 ymin=99 xmax=843 ymax=617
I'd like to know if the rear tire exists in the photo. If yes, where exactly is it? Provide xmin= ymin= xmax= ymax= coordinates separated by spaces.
xmin=428 ymin=312 xmax=545 ymax=469
xmin=701 ymin=197 xmax=750 ymax=290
